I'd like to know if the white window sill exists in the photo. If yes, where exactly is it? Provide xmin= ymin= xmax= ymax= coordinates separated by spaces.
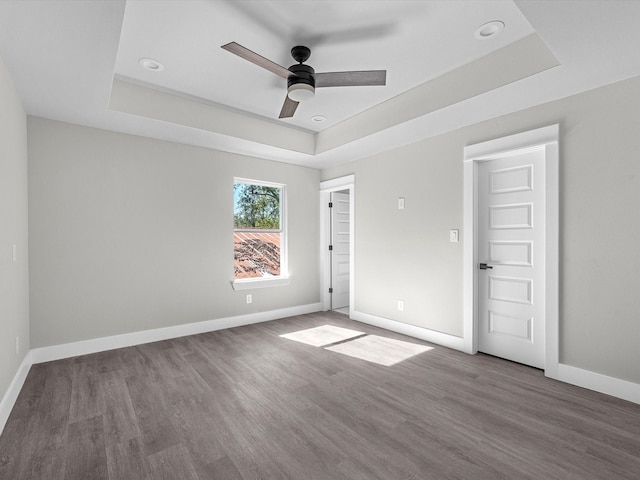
xmin=231 ymin=275 xmax=290 ymax=291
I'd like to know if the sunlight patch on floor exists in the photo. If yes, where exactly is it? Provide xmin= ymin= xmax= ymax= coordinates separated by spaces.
xmin=280 ymin=325 xmax=433 ymax=366
xmin=279 ymin=324 xmax=365 ymax=347
xmin=325 ymin=334 xmax=433 ymax=366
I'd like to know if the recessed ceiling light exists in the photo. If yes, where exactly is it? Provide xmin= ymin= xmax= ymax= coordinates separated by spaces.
xmin=474 ymin=21 xmax=505 ymax=40
xmin=138 ymin=58 xmax=164 ymax=71
xmin=311 ymin=115 xmax=326 ymax=123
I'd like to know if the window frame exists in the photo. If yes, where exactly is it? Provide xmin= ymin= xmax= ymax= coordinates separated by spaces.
xmin=232 ymin=177 xmax=289 ymax=290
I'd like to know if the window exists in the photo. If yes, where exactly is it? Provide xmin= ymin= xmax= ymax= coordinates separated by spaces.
xmin=232 ymin=179 xmax=288 ymax=289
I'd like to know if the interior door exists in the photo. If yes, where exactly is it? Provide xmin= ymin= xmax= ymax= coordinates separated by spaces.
xmin=477 ymin=148 xmax=545 ymax=368
xmin=330 ymin=191 xmax=350 ymax=309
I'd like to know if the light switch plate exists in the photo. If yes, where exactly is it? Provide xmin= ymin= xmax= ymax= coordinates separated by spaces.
xmin=398 ymin=197 xmax=405 ymax=210
xmin=449 ymin=229 xmax=459 ymax=242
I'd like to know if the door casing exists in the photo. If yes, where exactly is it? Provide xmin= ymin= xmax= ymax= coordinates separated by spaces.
xmin=320 ymin=175 xmax=355 ymax=314
xmin=463 ymin=125 xmax=559 ymax=378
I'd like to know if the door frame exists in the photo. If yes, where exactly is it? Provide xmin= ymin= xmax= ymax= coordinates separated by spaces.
xmin=320 ymin=175 xmax=355 ymax=313
xmin=462 ymin=125 xmax=559 ymax=378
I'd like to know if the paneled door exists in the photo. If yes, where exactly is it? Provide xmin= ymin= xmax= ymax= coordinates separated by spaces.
xmin=477 ymin=148 xmax=546 ymax=368
xmin=330 ymin=191 xmax=350 ymax=310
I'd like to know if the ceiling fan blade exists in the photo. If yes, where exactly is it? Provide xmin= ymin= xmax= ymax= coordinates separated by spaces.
xmin=315 ymin=70 xmax=387 ymax=88
xmin=221 ymin=42 xmax=292 ymax=79
xmin=279 ymin=95 xmax=299 ymax=119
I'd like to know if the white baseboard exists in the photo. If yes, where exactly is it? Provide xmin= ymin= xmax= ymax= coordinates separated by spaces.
xmin=0 ymin=351 xmax=33 ymax=436
xmin=351 ymin=310 xmax=640 ymax=406
xmin=30 ymin=303 xmax=322 ymax=364
xmin=557 ymin=363 xmax=640 ymax=405
xmin=350 ymin=310 xmax=466 ymax=351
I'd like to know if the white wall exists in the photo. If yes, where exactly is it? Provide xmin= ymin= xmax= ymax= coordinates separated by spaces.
xmin=28 ymin=118 xmax=320 ymax=348
xmin=322 ymin=74 xmax=640 ymax=385
xmin=0 ymin=56 xmax=30 ymax=401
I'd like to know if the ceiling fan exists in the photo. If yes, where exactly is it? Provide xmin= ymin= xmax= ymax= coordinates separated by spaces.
xmin=221 ymin=42 xmax=387 ymax=119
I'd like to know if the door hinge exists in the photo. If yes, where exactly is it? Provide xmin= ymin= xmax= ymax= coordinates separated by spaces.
xmin=329 ymin=202 xmax=333 ymax=208
xmin=329 ymin=245 xmax=333 ymax=251
xmin=329 ymin=287 xmax=333 ymax=293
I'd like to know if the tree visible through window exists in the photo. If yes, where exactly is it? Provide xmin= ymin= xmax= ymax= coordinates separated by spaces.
xmin=233 ymin=180 xmax=285 ymax=279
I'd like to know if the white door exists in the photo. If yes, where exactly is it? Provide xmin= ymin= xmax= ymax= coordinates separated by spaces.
xmin=331 ymin=192 xmax=350 ymax=309
xmin=477 ymin=148 xmax=546 ymax=368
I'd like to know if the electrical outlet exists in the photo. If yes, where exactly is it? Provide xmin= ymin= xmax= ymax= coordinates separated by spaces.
xmin=397 ymin=300 xmax=404 ymax=311
xmin=246 ymin=294 xmax=252 ymax=304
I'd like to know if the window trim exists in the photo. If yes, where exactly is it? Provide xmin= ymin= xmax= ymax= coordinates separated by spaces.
xmin=231 ymin=275 xmax=291 ymax=291
xmin=232 ymin=177 xmax=288 ymax=289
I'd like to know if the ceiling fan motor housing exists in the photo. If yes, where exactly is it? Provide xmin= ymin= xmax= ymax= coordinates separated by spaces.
xmin=287 ymin=63 xmax=315 ymax=89
xmin=291 ymin=45 xmax=311 ymax=63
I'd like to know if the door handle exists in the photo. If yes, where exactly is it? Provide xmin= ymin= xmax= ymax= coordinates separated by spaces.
xmin=479 ymin=263 xmax=493 ymax=270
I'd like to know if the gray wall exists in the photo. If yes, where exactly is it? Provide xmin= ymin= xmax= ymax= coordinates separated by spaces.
xmin=0 ymin=56 xmax=30 ymax=400
xmin=28 ymin=118 xmax=320 ymax=348
xmin=322 ymin=74 xmax=640 ymax=385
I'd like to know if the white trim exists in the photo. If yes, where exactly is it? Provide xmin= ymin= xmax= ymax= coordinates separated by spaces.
xmin=320 ymin=174 xmax=355 ymax=191
xmin=0 ymin=351 xmax=33 ymax=435
xmin=234 ymin=177 xmax=284 ymax=189
xmin=462 ymin=158 xmax=478 ymax=354
xmin=463 ymin=124 xmax=559 ymax=376
xmin=30 ymin=303 xmax=321 ymax=364
xmin=464 ymin=126 xmax=559 ymax=159
xmin=231 ymin=275 xmax=290 ymax=290
xmin=557 ymin=364 xmax=640 ymax=405
xmin=351 ymin=310 xmax=465 ymax=351
xmin=544 ymin=140 xmax=560 ymax=378
xmin=320 ymin=175 xmax=355 ymax=314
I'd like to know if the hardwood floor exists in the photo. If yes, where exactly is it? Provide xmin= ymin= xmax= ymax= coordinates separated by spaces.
xmin=1 ymin=311 xmax=639 ymax=479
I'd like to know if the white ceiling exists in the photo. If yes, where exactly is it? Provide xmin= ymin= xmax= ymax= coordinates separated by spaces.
xmin=1 ymin=1 xmax=640 ymax=169
xmin=115 ymin=0 xmax=534 ymax=132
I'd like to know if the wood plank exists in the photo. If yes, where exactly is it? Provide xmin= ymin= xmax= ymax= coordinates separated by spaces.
xmin=69 ymin=372 xmax=104 ymax=424
xmin=99 ymin=371 xmax=140 ymax=447
xmin=25 ymin=373 xmax=72 ymax=480
xmin=65 ymin=415 xmax=108 ymax=480
xmin=193 ymin=455 xmax=244 ymax=480
xmin=105 ymin=436 xmax=148 ymax=480
xmin=145 ymin=444 xmax=200 ymax=480
xmin=124 ymin=374 xmax=181 ymax=456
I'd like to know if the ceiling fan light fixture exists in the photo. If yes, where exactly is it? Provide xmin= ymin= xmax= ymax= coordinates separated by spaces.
xmin=287 ymin=83 xmax=315 ymax=102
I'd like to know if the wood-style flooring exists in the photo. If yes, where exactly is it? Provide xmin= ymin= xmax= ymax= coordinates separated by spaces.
xmin=1 ymin=311 xmax=640 ymax=479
